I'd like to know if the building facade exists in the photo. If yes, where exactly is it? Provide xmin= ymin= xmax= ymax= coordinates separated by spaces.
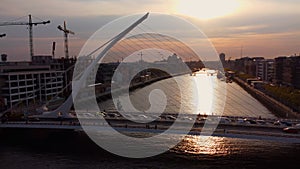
xmin=274 ymin=56 xmax=300 ymax=89
xmin=0 ymin=56 xmax=75 ymax=111
xmin=256 ymin=59 xmax=274 ymax=82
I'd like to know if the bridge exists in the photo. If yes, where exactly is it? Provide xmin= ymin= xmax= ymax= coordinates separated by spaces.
xmin=1 ymin=13 xmax=299 ymax=144
xmin=1 ymin=114 xmax=300 ymax=143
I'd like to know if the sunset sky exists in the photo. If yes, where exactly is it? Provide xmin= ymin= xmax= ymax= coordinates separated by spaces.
xmin=0 ymin=0 xmax=300 ymax=61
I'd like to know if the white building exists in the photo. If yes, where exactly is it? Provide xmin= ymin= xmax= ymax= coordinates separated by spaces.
xmin=256 ymin=59 xmax=274 ymax=82
xmin=0 ymin=62 xmax=64 ymax=110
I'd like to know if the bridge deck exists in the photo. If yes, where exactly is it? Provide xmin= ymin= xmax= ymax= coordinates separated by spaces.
xmin=1 ymin=117 xmax=300 ymax=143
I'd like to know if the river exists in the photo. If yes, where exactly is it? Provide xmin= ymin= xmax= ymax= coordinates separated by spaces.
xmin=100 ymin=73 xmax=276 ymax=119
xmin=0 ymin=131 xmax=299 ymax=169
xmin=1 ymin=74 xmax=297 ymax=169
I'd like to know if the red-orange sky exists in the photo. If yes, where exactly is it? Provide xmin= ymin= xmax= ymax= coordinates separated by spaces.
xmin=0 ymin=0 xmax=300 ymax=61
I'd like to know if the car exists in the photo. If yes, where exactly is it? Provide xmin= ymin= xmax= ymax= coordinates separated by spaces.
xmin=219 ymin=117 xmax=231 ymax=124
xmin=281 ymin=121 xmax=292 ymax=126
xmin=256 ymin=120 xmax=266 ymax=125
xmin=96 ymin=111 xmax=106 ymax=117
xmin=181 ymin=116 xmax=194 ymax=122
xmin=274 ymin=120 xmax=292 ymax=127
xmin=149 ymin=115 xmax=161 ymax=121
xmin=283 ymin=127 xmax=299 ymax=134
xmin=166 ymin=115 xmax=176 ymax=120
xmin=29 ymin=117 xmax=40 ymax=122
xmin=107 ymin=113 xmax=119 ymax=118
xmin=273 ymin=121 xmax=281 ymax=126
xmin=244 ymin=118 xmax=257 ymax=124
xmin=294 ymin=123 xmax=300 ymax=128
xmin=138 ymin=114 xmax=149 ymax=119
xmin=205 ymin=117 xmax=230 ymax=124
xmin=236 ymin=118 xmax=245 ymax=124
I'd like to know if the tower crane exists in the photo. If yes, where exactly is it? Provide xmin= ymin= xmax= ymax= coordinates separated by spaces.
xmin=52 ymin=41 xmax=56 ymax=58
xmin=57 ymin=21 xmax=74 ymax=59
xmin=0 ymin=14 xmax=50 ymax=60
xmin=0 ymin=33 xmax=6 ymax=38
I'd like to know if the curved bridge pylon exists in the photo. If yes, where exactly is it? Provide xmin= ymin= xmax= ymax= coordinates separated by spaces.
xmin=40 ymin=13 xmax=149 ymax=118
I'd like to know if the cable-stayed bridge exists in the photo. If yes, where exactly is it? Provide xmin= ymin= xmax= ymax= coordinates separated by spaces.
xmin=1 ymin=13 xmax=299 ymax=143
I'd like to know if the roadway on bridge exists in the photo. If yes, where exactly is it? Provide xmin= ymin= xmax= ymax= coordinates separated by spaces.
xmin=1 ymin=114 xmax=300 ymax=143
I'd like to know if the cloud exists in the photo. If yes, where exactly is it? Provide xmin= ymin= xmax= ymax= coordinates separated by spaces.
xmin=0 ymin=0 xmax=173 ymax=18
xmin=1 ymin=0 xmax=300 ymax=60
xmin=189 ymin=12 xmax=300 ymax=37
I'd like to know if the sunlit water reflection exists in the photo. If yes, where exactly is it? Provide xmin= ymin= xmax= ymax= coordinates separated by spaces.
xmin=0 ymin=74 xmax=295 ymax=168
xmin=100 ymin=74 xmax=275 ymax=118
xmin=1 ymin=132 xmax=299 ymax=169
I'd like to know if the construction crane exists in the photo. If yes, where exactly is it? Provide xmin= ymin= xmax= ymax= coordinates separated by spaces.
xmin=52 ymin=41 xmax=56 ymax=58
xmin=0 ymin=14 xmax=50 ymax=60
xmin=57 ymin=21 xmax=74 ymax=59
xmin=0 ymin=33 xmax=6 ymax=38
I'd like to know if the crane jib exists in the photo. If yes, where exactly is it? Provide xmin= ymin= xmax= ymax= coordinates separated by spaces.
xmin=0 ymin=15 xmax=50 ymax=60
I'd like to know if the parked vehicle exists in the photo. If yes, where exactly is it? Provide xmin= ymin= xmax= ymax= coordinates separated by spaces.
xmin=236 ymin=118 xmax=245 ymax=124
xmin=219 ymin=117 xmax=231 ymax=124
xmin=96 ymin=111 xmax=106 ymax=117
xmin=283 ymin=127 xmax=299 ymax=134
xmin=180 ymin=116 xmax=194 ymax=122
xmin=166 ymin=115 xmax=176 ymax=120
xmin=244 ymin=118 xmax=257 ymax=124
xmin=294 ymin=123 xmax=300 ymax=128
xmin=107 ymin=113 xmax=119 ymax=118
xmin=256 ymin=120 xmax=266 ymax=125
xmin=138 ymin=114 xmax=149 ymax=120
xmin=274 ymin=120 xmax=292 ymax=127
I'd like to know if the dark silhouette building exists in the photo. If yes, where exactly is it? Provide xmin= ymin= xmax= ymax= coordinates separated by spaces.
xmin=219 ymin=53 xmax=226 ymax=67
xmin=274 ymin=56 xmax=300 ymax=89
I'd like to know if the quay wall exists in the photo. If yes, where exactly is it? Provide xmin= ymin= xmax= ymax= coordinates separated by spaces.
xmin=96 ymin=72 xmax=189 ymax=101
xmin=234 ymin=77 xmax=300 ymax=119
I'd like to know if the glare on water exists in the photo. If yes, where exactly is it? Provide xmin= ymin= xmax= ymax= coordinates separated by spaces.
xmin=99 ymin=73 xmax=275 ymax=118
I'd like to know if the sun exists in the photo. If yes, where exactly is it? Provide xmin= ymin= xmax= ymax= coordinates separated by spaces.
xmin=174 ymin=0 xmax=240 ymax=20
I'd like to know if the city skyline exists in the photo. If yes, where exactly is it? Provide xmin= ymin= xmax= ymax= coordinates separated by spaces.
xmin=1 ymin=3 xmax=300 ymax=167
xmin=0 ymin=0 xmax=300 ymax=61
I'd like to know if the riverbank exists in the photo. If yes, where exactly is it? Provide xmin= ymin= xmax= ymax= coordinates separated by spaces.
xmin=234 ymin=77 xmax=300 ymax=119
xmin=95 ymin=72 xmax=191 ymax=101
